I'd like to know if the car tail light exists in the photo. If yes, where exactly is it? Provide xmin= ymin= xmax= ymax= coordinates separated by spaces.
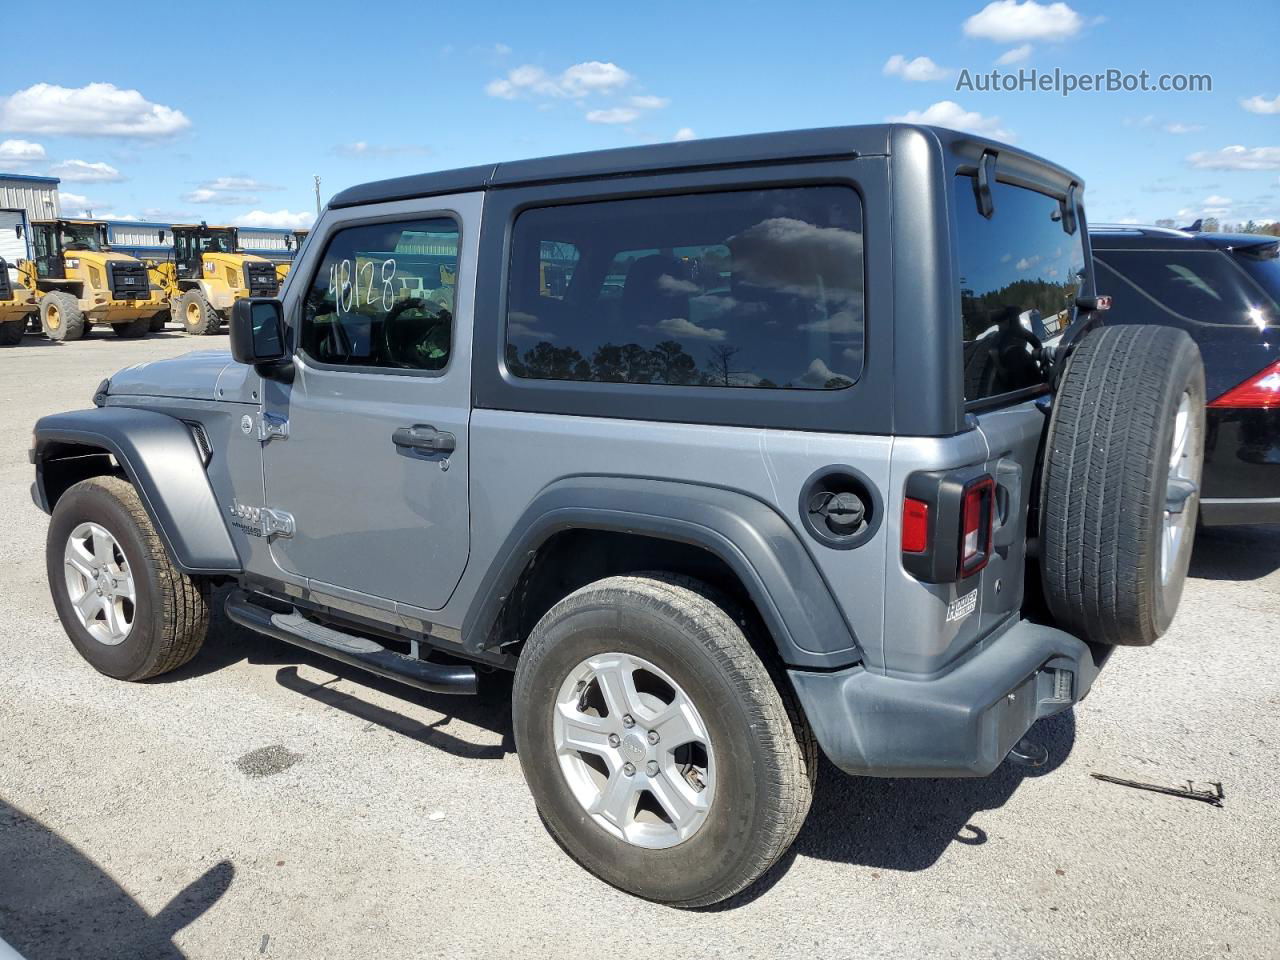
xmin=901 ymin=468 xmax=998 ymax=583
xmin=1208 ymin=359 xmax=1280 ymax=409
xmin=902 ymin=498 xmax=930 ymax=553
xmin=959 ymin=475 xmax=996 ymax=577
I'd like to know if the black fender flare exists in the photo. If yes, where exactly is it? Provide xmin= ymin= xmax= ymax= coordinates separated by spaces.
xmin=31 ymin=408 xmax=241 ymax=575
xmin=460 ymin=476 xmax=862 ymax=669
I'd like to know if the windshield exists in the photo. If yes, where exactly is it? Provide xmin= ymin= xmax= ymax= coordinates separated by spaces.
xmin=953 ymin=175 xmax=1087 ymax=402
xmin=199 ymin=230 xmax=237 ymax=254
xmin=60 ymin=224 xmax=105 ymax=252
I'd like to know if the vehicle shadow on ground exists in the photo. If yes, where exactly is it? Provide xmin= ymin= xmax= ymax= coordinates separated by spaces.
xmin=163 ymin=587 xmax=515 ymax=761
xmin=1190 ymin=524 xmax=1280 ymax=582
xmin=0 ymin=800 xmax=232 ymax=959
xmin=707 ymin=710 xmax=1078 ymax=910
xmin=171 ymin=589 xmax=1075 ymax=910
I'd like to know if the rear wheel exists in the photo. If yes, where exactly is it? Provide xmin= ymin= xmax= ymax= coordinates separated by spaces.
xmin=46 ymin=476 xmax=209 ymax=680
xmin=513 ymin=574 xmax=816 ymax=907
xmin=178 ymin=289 xmax=220 ymax=336
xmin=40 ymin=291 xmax=85 ymax=341
xmin=113 ymin=316 xmax=151 ymax=339
xmin=1040 ymin=325 xmax=1205 ymax=646
xmin=0 ymin=317 xmax=25 ymax=346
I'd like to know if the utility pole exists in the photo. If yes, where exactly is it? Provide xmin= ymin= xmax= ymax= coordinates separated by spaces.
xmin=314 ymin=176 xmax=321 ymax=216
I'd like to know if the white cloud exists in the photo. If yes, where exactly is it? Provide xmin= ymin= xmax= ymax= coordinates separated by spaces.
xmin=1203 ymin=195 xmax=1232 ymax=206
xmin=233 ymin=209 xmax=315 ymax=229
xmin=59 ymin=191 xmax=111 ymax=215
xmin=629 ymin=95 xmax=670 ymax=109
xmin=656 ymin=317 xmax=726 ymax=341
xmin=796 ymin=358 xmax=849 ymax=388
xmin=889 ymin=100 xmax=1014 ymax=141
xmin=561 ymin=61 xmax=631 ymax=96
xmin=0 ymin=82 xmax=190 ymax=137
xmin=1241 ymin=94 xmax=1280 ymax=115
xmin=333 ymin=141 xmax=430 ymax=157
xmin=883 ymin=54 xmax=951 ymax=82
xmin=673 ymin=127 xmax=696 ymax=141
xmin=494 ymin=43 xmax=512 ymax=56
xmin=182 ymin=176 xmax=281 ymax=205
xmin=1163 ymin=122 xmax=1203 ymax=134
xmin=1016 ymin=254 xmax=1042 ymax=270
xmin=0 ymin=138 xmax=44 ymax=170
xmin=50 ymin=159 xmax=124 ymax=183
xmin=487 ymin=61 xmax=632 ymax=100
xmin=586 ymin=107 xmax=639 ymax=125
xmin=1187 ymin=145 xmax=1280 ymax=171
xmin=995 ymin=43 xmax=1033 ymax=64
xmin=963 ymin=0 xmax=1084 ymax=43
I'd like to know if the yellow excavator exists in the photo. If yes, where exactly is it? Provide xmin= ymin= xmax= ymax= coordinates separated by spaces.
xmin=26 ymin=219 xmax=168 ymax=341
xmin=153 ymin=222 xmax=280 ymax=335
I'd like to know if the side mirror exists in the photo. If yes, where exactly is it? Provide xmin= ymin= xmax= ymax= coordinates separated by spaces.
xmin=231 ymin=298 xmax=292 ymax=381
xmin=158 ymin=229 xmax=166 ymax=244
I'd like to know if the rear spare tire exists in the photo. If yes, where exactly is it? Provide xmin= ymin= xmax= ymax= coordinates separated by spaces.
xmin=1040 ymin=325 xmax=1204 ymax=646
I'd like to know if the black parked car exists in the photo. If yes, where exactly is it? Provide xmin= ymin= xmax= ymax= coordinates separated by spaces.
xmin=1091 ymin=226 xmax=1280 ymax=525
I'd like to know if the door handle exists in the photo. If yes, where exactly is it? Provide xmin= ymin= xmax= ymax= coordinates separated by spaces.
xmin=392 ymin=424 xmax=456 ymax=453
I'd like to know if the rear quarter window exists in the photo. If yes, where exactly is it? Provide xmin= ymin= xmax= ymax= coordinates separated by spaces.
xmin=953 ymin=175 xmax=1086 ymax=402
xmin=504 ymin=186 xmax=865 ymax=390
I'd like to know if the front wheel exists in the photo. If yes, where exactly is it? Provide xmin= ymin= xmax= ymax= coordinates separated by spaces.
xmin=46 ymin=476 xmax=209 ymax=680
xmin=112 ymin=316 xmax=151 ymax=339
xmin=0 ymin=317 xmax=25 ymax=346
xmin=512 ymin=574 xmax=816 ymax=907
xmin=177 ymin=289 xmax=220 ymax=336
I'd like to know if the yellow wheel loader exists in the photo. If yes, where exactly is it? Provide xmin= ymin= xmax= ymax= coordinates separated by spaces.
xmin=27 ymin=220 xmax=167 ymax=342
xmin=153 ymin=223 xmax=280 ymax=336
xmin=0 ymin=256 xmax=38 ymax=346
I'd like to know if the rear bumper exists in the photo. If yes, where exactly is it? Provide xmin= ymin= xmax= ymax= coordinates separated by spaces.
xmin=1201 ymin=409 xmax=1279 ymax=526
xmin=789 ymin=620 xmax=1107 ymax=778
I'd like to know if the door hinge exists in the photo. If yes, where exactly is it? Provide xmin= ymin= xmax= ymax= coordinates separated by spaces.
xmin=228 ymin=500 xmax=295 ymax=539
xmin=258 ymin=413 xmax=289 ymax=443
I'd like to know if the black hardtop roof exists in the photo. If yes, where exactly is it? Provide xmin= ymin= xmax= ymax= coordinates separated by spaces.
xmin=329 ymin=124 xmax=1083 ymax=210
xmin=1090 ymin=224 xmax=1280 ymax=253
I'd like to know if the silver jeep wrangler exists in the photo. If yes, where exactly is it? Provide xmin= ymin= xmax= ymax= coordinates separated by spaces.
xmin=32 ymin=125 xmax=1205 ymax=906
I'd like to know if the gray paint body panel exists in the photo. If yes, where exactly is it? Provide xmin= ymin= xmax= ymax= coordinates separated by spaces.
xmin=32 ymin=407 xmax=241 ymax=573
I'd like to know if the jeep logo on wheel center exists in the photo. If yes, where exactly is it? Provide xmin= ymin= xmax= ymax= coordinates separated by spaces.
xmin=28 ymin=123 xmax=1205 ymax=907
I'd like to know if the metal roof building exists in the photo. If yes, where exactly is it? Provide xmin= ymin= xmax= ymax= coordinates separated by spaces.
xmin=103 ymin=220 xmax=301 ymax=263
xmin=0 ymin=173 xmax=60 ymax=222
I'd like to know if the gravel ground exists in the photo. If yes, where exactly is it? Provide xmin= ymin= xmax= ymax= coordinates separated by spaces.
xmin=1 ymin=332 xmax=1278 ymax=960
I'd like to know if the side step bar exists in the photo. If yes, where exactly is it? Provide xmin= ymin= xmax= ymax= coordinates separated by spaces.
xmin=224 ymin=589 xmax=478 ymax=695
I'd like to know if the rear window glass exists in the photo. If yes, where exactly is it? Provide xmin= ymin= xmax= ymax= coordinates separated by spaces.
xmin=953 ymin=176 xmax=1086 ymax=401
xmin=1096 ymin=246 xmax=1280 ymax=328
xmin=504 ymin=186 xmax=865 ymax=390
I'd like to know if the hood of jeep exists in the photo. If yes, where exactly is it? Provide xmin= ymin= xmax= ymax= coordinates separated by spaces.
xmin=109 ymin=350 xmax=233 ymax=401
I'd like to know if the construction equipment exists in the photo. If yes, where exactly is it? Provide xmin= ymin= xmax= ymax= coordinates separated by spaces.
xmin=26 ymin=219 xmax=167 ymax=341
xmin=153 ymin=223 xmax=279 ymax=335
xmin=274 ymin=229 xmax=310 ymax=287
xmin=0 ymin=211 xmax=37 ymax=346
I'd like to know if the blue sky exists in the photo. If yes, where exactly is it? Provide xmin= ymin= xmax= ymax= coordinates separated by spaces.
xmin=1 ymin=0 xmax=1276 ymax=230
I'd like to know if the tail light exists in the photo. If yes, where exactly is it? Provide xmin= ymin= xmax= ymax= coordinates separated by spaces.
xmin=902 ymin=498 xmax=930 ymax=553
xmin=1208 ymin=359 xmax=1280 ymax=409
xmin=959 ymin=475 xmax=996 ymax=577
xmin=901 ymin=468 xmax=998 ymax=583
